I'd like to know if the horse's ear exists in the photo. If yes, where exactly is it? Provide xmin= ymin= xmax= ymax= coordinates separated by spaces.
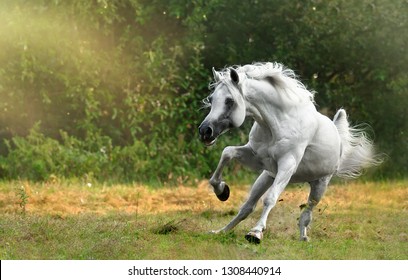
xmin=212 ymin=67 xmax=222 ymax=82
xmin=230 ymin=68 xmax=239 ymax=84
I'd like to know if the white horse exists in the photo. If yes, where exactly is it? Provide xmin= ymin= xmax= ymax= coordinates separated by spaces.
xmin=198 ymin=62 xmax=381 ymax=243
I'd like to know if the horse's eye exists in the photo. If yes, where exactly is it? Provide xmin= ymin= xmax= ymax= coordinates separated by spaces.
xmin=225 ymin=98 xmax=234 ymax=107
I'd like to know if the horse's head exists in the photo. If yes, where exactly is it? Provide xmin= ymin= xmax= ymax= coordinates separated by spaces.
xmin=198 ymin=68 xmax=246 ymax=146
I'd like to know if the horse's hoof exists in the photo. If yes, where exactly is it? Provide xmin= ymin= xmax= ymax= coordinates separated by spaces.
xmin=245 ymin=230 xmax=263 ymax=244
xmin=216 ymin=184 xmax=230 ymax=201
xmin=300 ymin=236 xmax=310 ymax=242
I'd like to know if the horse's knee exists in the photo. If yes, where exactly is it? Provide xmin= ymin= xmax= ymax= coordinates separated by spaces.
xmin=209 ymin=177 xmax=220 ymax=188
xmin=221 ymin=146 xmax=236 ymax=161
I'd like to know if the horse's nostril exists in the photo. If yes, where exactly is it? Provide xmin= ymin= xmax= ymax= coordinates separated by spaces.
xmin=204 ymin=126 xmax=213 ymax=138
xmin=199 ymin=123 xmax=213 ymax=140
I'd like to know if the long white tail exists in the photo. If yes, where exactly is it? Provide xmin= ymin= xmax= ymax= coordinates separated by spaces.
xmin=333 ymin=109 xmax=382 ymax=179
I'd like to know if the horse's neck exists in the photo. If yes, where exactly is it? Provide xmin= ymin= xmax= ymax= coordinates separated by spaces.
xmin=244 ymin=81 xmax=285 ymax=123
xmin=244 ymin=81 xmax=316 ymax=140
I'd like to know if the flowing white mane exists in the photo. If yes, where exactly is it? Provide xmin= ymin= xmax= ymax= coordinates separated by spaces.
xmin=210 ymin=62 xmax=315 ymax=105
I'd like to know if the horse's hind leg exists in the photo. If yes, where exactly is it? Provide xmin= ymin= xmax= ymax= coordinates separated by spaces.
xmin=299 ymin=176 xmax=332 ymax=241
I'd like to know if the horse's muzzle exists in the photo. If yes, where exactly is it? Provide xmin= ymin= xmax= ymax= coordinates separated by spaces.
xmin=198 ymin=122 xmax=216 ymax=146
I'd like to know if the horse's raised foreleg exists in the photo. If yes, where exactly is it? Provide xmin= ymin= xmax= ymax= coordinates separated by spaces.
xmin=211 ymin=171 xmax=274 ymax=233
xmin=210 ymin=144 xmax=262 ymax=201
xmin=298 ymin=176 xmax=331 ymax=241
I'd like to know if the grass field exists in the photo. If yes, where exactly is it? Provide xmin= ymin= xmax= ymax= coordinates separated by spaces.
xmin=0 ymin=179 xmax=407 ymax=260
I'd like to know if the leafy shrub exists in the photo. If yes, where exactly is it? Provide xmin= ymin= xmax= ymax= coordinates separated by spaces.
xmin=0 ymin=0 xmax=406 ymax=183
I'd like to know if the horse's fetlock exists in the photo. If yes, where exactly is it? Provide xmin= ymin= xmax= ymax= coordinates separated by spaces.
xmin=300 ymin=236 xmax=310 ymax=242
xmin=209 ymin=177 xmax=220 ymax=188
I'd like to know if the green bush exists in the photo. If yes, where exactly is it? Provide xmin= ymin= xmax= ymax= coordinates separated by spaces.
xmin=0 ymin=0 xmax=406 ymax=183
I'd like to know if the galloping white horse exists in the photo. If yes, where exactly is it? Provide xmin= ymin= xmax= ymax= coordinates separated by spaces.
xmin=198 ymin=62 xmax=381 ymax=243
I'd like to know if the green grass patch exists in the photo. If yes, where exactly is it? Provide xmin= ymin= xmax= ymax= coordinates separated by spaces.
xmin=0 ymin=180 xmax=407 ymax=259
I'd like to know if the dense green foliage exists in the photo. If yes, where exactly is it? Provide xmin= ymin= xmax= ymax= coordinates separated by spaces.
xmin=0 ymin=0 xmax=406 ymax=183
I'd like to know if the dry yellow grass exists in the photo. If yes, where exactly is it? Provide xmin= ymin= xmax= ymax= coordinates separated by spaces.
xmin=1 ymin=180 xmax=406 ymax=217
xmin=0 ymin=180 xmax=248 ymax=216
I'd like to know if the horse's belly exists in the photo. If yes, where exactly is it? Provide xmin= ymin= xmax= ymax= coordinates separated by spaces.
xmin=291 ymin=163 xmax=336 ymax=183
xmin=256 ymin=141 xmax=341 ymax=182
xmin=291 ymin=144 xmax=340 ymax=182
xmin=252 ymin=146 xmax=339 ymax=181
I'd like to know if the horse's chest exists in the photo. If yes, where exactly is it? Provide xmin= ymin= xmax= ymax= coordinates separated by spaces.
xmin=248 ymin=123 xmax=300 ymax=176
xmin=250 ymin=142 xmax=278 ymax=175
